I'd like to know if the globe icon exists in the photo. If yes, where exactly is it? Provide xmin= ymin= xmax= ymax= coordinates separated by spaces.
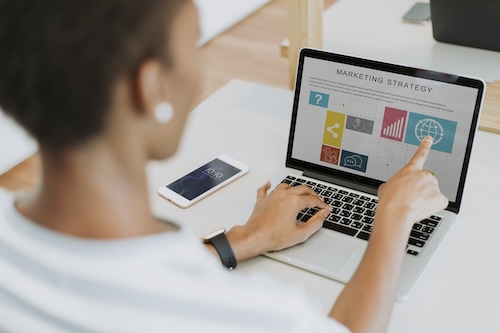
xmin=414 ymin=119 xmax=444 ymax=144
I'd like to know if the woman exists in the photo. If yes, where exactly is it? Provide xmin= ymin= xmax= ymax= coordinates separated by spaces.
xmin=0 ymin=0 xmax=447 ymax=332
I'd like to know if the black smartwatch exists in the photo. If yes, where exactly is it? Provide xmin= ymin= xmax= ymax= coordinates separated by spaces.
xmin=203 ymin=228 xmax=237 ymax=270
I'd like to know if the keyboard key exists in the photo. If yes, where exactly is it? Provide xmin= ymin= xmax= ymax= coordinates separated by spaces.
xmin=323 ymin=222 xmax=358 ymax=236
xmin=281 ymin=179 xmax=292 ymax=185
xmin=321 ymin=190 xmax=333 ymax=197
xmin=351 ymin=213 xmax=363 ymax=221
xmin=371 ymin=198 xmax=379 ymax=203
xmin=412 ymin=223 xmax=423 ymax=231
xmin=307 ymin=207 xmax=320 ymax=215
xmin=363 ymin=202 xmax=376 ymax=209
xmin=338 ymin=190 xmax=348 ymax=195
xmin=327 ymin=215 xmax=341 ymax=223
xmin=361 ymin=216 xmax=374 ymax=224
xmin=348 ymin=193 xmax=360 ymax=198
xmin=300 ymin=214 xmax=312 ymax=222
xmin=295 ymin=178 xmax=306 ymax=183
xmin=353 ymin=199 xmax=365 ymax=206
xmin=332 ymin=200 xmax=343 ymax=207
xmin=306 ymin=180 xmax=317 ymax=186
xmin=364 ymin=209 xmax=375 ymax=217
xmin=331 ymin=207 xmax=341 ymax=215
xmin=291 ymin=182 xmax=302 ymax=187
xmin=296 ymin=213 xmax=303 ymax=220
xmin=340 ymin=210 xmax=352 ymax=217
xmin=342 ymin=196 xmax=354 ymax=203
xmin=342 ymin=203 xmax=354 ymax=211
xmin=340 ymin=218 xmax=352 ymax=225
xmin=407 ymin=249 xmax=419 ymax=256
xmin=422 ymin=226 xmax=435 ymax=234
xmin=421 ymin=219 xmax=439 ymax=227
xmin=360 ymin=196 xmax=371 ymax=201
xmin=362 ymin=224 xmax=373 ymax=232
xmin=357 ymin=231 xmax=370 ymax=240
xmin=317 ymin=184 xmax=327 ymax=189
xmin=327 ymin=186 xmax=338 ymax=192
xmin=324 ymin=198 xmax=333 ymax=205
xmin=410 ymin=230 xmax=429 ymax=241
xmin=351 ymin=221 xmax=363 ymax=229
xmin=353 ymin=207 xmax=365 ymax=214
xmin=408 ymin=237 xmax=425 ymax=248
xmin=430 ymin=215 xmax=442 ymax=221
xmin=285 ymin=175 xmax=296 ymax=181
xmin=333 ymin=193 xmax=344 ymax=200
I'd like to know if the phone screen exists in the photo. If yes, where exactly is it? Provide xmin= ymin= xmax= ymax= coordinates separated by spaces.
xmin=166 ymin=158 xmax=242 ymax=200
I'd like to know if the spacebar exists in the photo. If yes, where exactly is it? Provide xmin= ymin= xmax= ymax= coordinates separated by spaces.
xmin=323 ymin=222 xmax=358 ymax=236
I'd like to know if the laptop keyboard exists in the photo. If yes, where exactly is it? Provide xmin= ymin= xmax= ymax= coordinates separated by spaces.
xmin=281 ymin=175 xmax=443 ymax=256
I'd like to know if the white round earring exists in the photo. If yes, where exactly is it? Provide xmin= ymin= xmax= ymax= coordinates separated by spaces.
xmin=154 ymin=102 xmax=174 ymax=123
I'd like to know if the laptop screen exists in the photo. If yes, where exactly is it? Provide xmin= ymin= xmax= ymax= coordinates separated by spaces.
xmin=287 ymin=49 xmax=484 ymax=212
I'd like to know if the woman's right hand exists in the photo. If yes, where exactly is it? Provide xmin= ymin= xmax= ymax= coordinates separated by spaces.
xmin=376 ymin=135 xmax=449 ymax=232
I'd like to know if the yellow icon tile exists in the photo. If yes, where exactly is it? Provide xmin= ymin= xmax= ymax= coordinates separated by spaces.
xmin=323 ymin=111 xmax=346 ymax=148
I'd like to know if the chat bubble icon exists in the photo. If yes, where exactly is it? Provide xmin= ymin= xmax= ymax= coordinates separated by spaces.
xmin=340 ymin=151 xmax=368 ymax=172
xmin=344 ymin=156 xmax=357 ymax=167
xmin=344 ymin=155 xmax=363 ymax=168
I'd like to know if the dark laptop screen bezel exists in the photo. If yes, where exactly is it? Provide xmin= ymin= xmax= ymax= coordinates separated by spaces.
xmin=286 ymin=48 xmax=484 ymax=214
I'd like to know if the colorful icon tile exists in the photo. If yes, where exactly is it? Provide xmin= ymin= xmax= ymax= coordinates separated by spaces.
xmin=322 ymin=111 xmax=345 ymax=148
xmin=404 ymin=113 xmax=457 ymax=154
xmin=340 ymin=150 xmax=368 ymax=173
xmin=345 ymin=115 xmax=374 ymax=135
xmin=381 ymin=107 xmax=408 ymax=142
xmin=320 ymin=145 xmax=340 ymax=165
xmin=309 ymin=91 xmax=329 ymax=108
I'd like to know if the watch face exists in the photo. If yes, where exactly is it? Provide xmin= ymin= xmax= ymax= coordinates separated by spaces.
xmin=203 ymin=228 xmax=226 ymax=242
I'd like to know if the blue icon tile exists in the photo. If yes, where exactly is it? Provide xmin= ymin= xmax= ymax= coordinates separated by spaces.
xmin=340 ymin=150 xmax=368 ymax=173
xmin=309 ymin=91 xmax=329 ymax=108
xmin=404 ymin=113 xmax=457 ymax=154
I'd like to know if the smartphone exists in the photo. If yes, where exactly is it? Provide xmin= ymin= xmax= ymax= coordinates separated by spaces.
xmin=158 ymin=154 xmax=249 ymax=208
xmin=402 ymin=2 xmax=431 ymax=24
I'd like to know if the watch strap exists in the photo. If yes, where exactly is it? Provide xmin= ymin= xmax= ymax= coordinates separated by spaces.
xmin=209 ymin=232 xmax=237 ymax=270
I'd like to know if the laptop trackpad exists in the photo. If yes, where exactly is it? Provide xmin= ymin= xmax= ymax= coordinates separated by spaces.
xmin=272 ymin=230 xmax=361 ymax=274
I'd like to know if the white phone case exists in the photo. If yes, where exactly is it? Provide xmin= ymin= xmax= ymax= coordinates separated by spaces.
xmin=158 ymin=154 xmax=249 ymax=208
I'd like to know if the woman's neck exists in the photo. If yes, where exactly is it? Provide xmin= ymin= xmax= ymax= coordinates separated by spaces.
xmin=16 ymin=139 xmax=171 ymax=239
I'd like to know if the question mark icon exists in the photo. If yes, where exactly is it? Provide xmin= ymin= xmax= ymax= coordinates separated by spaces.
xmin=315 ymin=94 xmax=322 ymax=105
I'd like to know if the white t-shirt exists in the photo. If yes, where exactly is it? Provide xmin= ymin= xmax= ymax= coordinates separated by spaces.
xmin=0 ymin=189 xmax=350 ymax=333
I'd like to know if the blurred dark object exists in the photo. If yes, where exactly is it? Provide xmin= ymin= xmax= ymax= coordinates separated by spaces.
xmin=431 ymin=0 xmax=500 ymax=52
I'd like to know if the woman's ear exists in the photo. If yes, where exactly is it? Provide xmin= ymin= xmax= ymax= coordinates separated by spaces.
xmin=134 ymin=59 xmax=165 ymax=118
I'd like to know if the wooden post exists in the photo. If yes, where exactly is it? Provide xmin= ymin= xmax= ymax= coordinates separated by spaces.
xmin=288 ymin=0 xmax=323 ymax=89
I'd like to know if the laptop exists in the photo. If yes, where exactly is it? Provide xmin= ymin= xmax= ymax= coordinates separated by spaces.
xmin=431 ymin=0 xmax=500 ymax=52
xmin=225 ymin=48 xmax=485 ymax=300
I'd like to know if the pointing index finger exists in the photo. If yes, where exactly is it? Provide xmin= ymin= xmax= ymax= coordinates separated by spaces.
xmin=407 ymin=136 xmax=433 ymax=170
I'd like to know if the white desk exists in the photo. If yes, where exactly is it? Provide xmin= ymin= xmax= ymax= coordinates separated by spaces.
xmin=284 ymin=0 xmax=500 ymax=83
xmin=147 ymin=80 xmax=500 ymax=333
xmin=321 ymin=0 xmax=500 ymax=83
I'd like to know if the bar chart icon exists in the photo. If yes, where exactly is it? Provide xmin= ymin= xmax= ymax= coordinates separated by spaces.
xmin=381 ymin=107 xmax=408 ymax=142
xmin=383 ymin=117 xmax=404 ymax=138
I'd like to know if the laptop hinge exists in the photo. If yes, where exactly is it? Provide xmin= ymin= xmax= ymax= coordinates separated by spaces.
xmin=302 ymin=170 xmax=378 ymax=196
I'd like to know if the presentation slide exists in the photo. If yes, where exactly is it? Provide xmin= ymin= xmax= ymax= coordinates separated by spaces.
xmin=292 ymin=56 xmax=479 ymax=202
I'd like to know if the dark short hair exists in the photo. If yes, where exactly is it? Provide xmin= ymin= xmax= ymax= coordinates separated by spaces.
xmin=0 ymin=0 xmax=186 ymax=152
